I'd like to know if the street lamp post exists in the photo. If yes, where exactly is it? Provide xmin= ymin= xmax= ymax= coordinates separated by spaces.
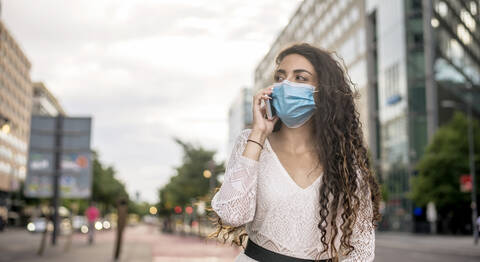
xmin=203 ymin=160 xmax=216 ymax=193
xmin=203 ymin=169 xmax=214 ymax=193
xmin=441 ymin=89 xmax=477 ymax=245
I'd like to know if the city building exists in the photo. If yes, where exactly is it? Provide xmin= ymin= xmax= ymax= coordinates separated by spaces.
xmin=0 ymin=20 xmax=33 ymax=224
xmin=254 ymin=0 xmax=479 ymax=232
xmin=366 ymin=0 xmax=480 ymax=231
xmin=32 ymin=82 xmax=65 ymax=116
xmin=227 ymin=87 xmax=253 ymax=155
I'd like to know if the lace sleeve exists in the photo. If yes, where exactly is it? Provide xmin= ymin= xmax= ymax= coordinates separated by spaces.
xmin=340 ymin=177 xmax=375 ymax=262
xmin=211 ymin=129 xmax=259 ymax=227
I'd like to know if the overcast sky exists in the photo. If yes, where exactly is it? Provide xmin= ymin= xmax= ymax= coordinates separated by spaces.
xmin=3 ymin=0 xmax=302 ymax=202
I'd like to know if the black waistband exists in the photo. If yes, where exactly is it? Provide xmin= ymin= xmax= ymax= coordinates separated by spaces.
xmin=244 ymin=239 xmax=332 ymax=262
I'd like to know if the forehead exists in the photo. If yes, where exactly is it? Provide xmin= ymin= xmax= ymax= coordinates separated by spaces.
xmin=277 ymin=54 xmax=315 ymax=72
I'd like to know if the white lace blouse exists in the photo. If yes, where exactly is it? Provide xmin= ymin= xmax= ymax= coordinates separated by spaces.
xmin=211 ymin=129 xmax=375 ymax=261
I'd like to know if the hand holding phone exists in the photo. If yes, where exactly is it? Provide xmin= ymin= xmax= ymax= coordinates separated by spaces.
xmin=265 ymin=99 xmax=275 ymax=120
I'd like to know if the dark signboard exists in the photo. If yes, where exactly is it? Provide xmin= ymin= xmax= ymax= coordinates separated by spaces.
xmin=25 ymin=116 xmax=92 ymax=198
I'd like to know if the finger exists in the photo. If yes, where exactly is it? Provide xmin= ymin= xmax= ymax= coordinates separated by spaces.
xmin=254 ymin=93 xmax=270 ymax=109
xmin=263 ymin=87 xmax=274 ymax=95
xmin=253 ymin=87 xmax=274 ymax=112
xmin=260 ymin=105 xmax=266 ymax=116
xmin=253 ymin=93 xmax=263 ymax=109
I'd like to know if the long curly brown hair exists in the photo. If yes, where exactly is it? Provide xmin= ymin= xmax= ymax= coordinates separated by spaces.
xmin=208 ymin=43 xmax=381 ymax=260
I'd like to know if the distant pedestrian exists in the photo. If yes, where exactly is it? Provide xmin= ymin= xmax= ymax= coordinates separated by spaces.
xmin=85 ymin=204 xmax=100 ymax=244
xmin=209 ymin=43 xmax=381 ymax=261
xmin=476 ymin=216 xmax=480 ymax=233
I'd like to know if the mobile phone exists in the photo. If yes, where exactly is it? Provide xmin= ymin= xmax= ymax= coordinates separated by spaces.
xmin=265 ymin=98 xmax=276 ymax=120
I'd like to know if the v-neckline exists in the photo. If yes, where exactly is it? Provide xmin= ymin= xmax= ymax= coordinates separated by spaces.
xmin=265 ymin=137 xmax=322 ymax=191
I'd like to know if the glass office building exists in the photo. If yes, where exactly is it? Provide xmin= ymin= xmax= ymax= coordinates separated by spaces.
xmin=367 ymin=0 xmax=480 ymax=231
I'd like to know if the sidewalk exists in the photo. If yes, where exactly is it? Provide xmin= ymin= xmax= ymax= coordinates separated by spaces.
xmin=376 ymin=232 xmax=480 ymax=258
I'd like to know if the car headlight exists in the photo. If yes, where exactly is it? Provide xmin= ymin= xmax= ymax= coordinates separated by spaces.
xmin=80 ymin=225 xmax=89 ymax=234
xmin=94 ymin=221 xmax=103 ymax=230
xmin=27 ymin=222 xmax=35 ymax=232
xmin=103 ymin=221 xmax=111 ymax=229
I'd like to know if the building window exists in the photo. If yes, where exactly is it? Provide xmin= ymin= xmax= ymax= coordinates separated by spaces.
xmin=460 ymin=9 xmax=476 ymax=31
xmin=350 ymin=8 xmax=359 ymax=23
xmin=436 ymin=1 xmax=448 ymax=17
xmin=385 ymin=63 xmax=401 ymax=106
xmin=471 ymin=1 xmax=478 ymax=15
xmin=315 ymin=3 xmax=324 ymax=17
xmin=457 ymin=24 xmax=472 ymax=45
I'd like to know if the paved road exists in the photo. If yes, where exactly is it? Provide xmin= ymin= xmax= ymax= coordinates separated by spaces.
xmin=375 ymin=232 xmax=480 ymax=262
xmin=0 ymin=225 xmax=239 ymax=262
xmin=1 ymin=225 xmax=479 ymax=261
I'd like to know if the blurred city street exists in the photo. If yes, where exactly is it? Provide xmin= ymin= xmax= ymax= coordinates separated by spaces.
xmin=0 ymin=224 xmax=240 ymax=262
xmin=1 ymin=225 xmax=480 ymax=262
xmin=1 ymin=0 xmax=480 ymax=261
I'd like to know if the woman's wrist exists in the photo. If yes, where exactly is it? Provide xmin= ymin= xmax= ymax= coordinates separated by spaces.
xmin=249 ymin=129 xmax=267 ymax=145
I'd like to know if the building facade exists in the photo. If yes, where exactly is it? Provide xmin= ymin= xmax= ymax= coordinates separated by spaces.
xmin=228 ymin=87 xmax=253 ymax=155
xmin=0 ymin=20 xmax=33 ymax=224
xmin=366 ymin=0 xmax=480 ymax=231
xmin=32 ymin=82 xmax=65 ymax=116
xmin=366 ymin=0 xmax=427 ymax=231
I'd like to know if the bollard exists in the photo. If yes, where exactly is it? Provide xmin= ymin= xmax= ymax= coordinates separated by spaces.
xmin=113 ymin=198 xmax=128 ymax=261
xmin=37 ymin=205 xmax=50 ymax=256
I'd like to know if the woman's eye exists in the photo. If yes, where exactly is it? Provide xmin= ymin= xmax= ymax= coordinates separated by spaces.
xmin=295 ymin=75 xmax=307 ymax=81
xmin=274 ymin=75 xmax=284 ymax=82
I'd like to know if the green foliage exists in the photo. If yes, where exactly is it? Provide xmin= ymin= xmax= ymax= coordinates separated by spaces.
xmin=381 ymin=183 xmax=389 ymax=202
xmin=411 ymin=112 xmax=480 ymax=212
xmin=128 ymin=200 xmax=151 ymax=217
xmin=158 ymin=139 xmax=224 ymax=216
xmin=91 ymin=151 xmax=129 ymax=213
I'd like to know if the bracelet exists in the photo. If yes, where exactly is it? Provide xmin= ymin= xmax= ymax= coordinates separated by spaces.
xmin=247 ymin=139 xmax=264 ymax=150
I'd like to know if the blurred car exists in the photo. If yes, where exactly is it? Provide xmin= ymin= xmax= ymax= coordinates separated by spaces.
xmin=100 ymin=219 xmax=112 ymax=230
xmin=92 ymin=218 xmax=112 ymax=231
xmin=72 ymin=215 xmax=88 ymax=233
xmin=27 ymin=217 xmax=72 ymax=235
xmin=27 ymin=217 xmax=50 ymax=233
xmin=72 ymin=216 xmax=112 ymax=234
xmin=27 ymin=206 xmax=72 ymax=234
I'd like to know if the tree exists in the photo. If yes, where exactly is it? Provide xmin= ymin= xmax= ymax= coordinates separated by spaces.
xmin=128 ymin=200 xmax=151 ymax=217
xmin=411 ymin=112 xmax=480 ymax=233
xmin=158 ymin=139 xmax=224 ymax=216
xmin=90 ymin=151 xmax=129 ymax=214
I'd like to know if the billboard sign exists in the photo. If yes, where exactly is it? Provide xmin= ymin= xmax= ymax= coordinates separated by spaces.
xmin=24 ymin=116 xmax=93 ymax=198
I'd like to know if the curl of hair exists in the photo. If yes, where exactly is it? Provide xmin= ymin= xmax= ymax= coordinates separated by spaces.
xmin=208 ymin=43 xmax=381 ymax=259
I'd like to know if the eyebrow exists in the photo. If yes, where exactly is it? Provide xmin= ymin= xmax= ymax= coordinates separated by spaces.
xmin=275 ymin=69 xmax=313 ymax=76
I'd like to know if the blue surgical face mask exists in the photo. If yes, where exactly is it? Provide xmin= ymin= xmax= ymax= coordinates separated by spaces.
xmin=272 ymin=80 xmax=317 ymax=128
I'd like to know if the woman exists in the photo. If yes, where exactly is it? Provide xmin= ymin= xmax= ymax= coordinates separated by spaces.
xmin=210 ymin=43 xmax=381 ymax=261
